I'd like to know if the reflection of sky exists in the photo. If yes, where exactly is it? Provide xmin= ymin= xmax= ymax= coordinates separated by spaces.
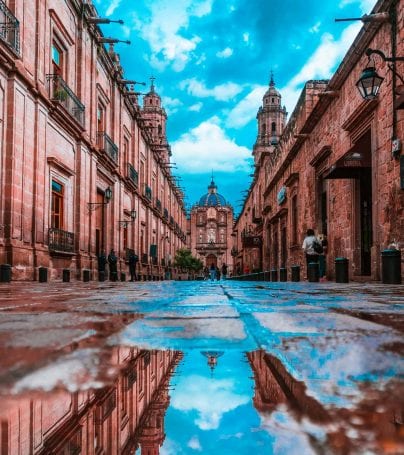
xmin=161 ymin=350 xmax=273 ymax=454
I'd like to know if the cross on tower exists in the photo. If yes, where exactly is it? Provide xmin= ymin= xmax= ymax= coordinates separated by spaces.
xmin=150 ymin=75 xmax=156 ymax=92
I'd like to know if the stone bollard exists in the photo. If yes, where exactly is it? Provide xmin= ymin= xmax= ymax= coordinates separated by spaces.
xmin=121 ymin=272 xmax=126 ymax=282
xmin=38 ymin=267 xmax=48 ymax=283
xmin=335 ymin=257 xmax=349 ymax=283
xmin=62 ymin=269 xmax=70 ymax=283
xmin=83 ymin=269 xmax=91 ymax=282
xmin=279 ymin=268 xmax=287 ymax=282
xmin=270 ymin=269 xmax=278 ymax=282
xmin=0 ymin=264 xmax=12 ymax=283
xmin=291 ymin=265 xmax=300 ymax=282
xmin=381 ymin=249 xmax=402 ymax=284
xmin=308 ymin=262 xmax=319 ymax=282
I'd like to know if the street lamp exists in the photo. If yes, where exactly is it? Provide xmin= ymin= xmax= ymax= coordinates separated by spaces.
xmin=87 ymin=186 xmax=113 ymax=211
xmin=118 ymin=209 xmax=137 ymax=228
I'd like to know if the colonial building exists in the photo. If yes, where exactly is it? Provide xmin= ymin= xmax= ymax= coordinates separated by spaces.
xmin=188 ymin=179 xmax=234 ymax=271
xmin=0 ymin=0 xmax=187 ymax=281
xmin=234 ymin=0 xmax=403 ymax=281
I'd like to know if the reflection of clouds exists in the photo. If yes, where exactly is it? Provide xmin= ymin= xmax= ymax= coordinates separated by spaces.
xmin=171 ymin=375 xmax=249 ymax=430
xmin=187 ymin=435 xmax=202 ymax=451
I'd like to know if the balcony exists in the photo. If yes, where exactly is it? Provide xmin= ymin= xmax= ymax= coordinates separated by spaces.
xmin=97 ymin=132 xmax=118 ymax=163
xmin=241 ymin=233 xmax=262 ymax=248
xmin=127 ymin=163 xmax=138 ymax=187
xmin=196 ymin=242 xmax=227 ymax=250
xmin=163 ymin=208 xmax=169 ymax=220
xmin=169 ymin=216 xmax=174 ymax=226
xmin=144 ymin=185 xmax=152 ymax=201
xmin=155 ymin=198 xmax=162 ymax=212
xmin=46 ymin=75 xmax=85 ymax=127
xmin=48 ymin=228 xmax=74 ymax=254
xmin=0 ymin=1 xmax=20 ymax=55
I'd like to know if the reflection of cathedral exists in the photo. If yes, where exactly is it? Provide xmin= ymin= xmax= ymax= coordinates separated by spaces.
xmin=189 ymin=179 xmax=234 ymax=271
xmin=0 ymin=349 xmax=182 ymax=454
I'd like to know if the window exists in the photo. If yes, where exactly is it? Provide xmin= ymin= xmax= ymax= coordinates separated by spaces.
xmin=97 ymin=103 xmax=105 ymax=133
xmin=51 ymin=180 xmax=64 ymax=229
xmin=271 ymin=122 xmax=276 ymax=134
xmin=52 ymin=42 xmax=63 ymax=75
xmin=291 ymin=195 xmax=298 ymax=244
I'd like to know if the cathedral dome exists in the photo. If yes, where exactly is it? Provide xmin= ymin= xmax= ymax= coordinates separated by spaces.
xmin=198 ymin=179 xmax=227 ymax=207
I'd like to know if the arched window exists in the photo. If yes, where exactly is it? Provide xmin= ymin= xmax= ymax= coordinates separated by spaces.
xmin=261 ymin=123 xmax=266 ymax=136
xmin=271 ymin=122 xmax=276 ymax=134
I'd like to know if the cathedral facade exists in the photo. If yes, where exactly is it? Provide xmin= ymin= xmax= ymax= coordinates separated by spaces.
xmin=188 ymin=179 xmax=234 ymax=272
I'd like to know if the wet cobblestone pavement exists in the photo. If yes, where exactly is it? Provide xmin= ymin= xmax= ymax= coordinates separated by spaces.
xmin=0 ymin=280 xmax=403 ymax=454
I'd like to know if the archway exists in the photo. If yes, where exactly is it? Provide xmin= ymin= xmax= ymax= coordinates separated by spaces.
xmin=206 ymin=254 xmax=217 ymax=268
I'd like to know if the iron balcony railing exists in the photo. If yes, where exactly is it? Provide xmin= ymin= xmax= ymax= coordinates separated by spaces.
xmin=155 ymin=198 xmax=162 ymax=212
xmin=196 ymin=242 xmax=227 ymax=249
xmin=144 ymin=185 xmax=152 ymax=201
xmin=46 ymin=75 xmax=85 ymax=127
xmin=48 ymin=228 xmax=74 ymax=253
xmin=127 ymin=163 xmax=138 ymax=187
xmin=169 ymin=216 xmax=174 ymax=226
xmin=97 ymin=132 xmax=118 ymax=163
xmin=0 ymin=0 xmax=20 ymax=55
xmin=163 ymin=208 xmax=169 ymax=220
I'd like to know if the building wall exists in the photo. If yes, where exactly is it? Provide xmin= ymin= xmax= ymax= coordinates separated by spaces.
xmin=0 ymin=0 xmax=187 ymax=281
xmin=234 ymin=0 xmax=404 ymax=280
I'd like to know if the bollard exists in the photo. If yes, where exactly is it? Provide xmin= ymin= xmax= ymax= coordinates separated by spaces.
xmin=279 ymin=267 xmax=287 ymax=282
xmin=381 ymin=249 xmax=402 ymax=284
xmin=98 ymin=271 xmax=105 ymax=282
xmin=62 ymin=269 xmax=70 ymax=283
xmin=0 ymin=264 xmax=12 ymax=283
xmin=270 ymin=269 xmax=278 ymax=282
xmin=291 ymin=265 xmax=300 ymax=282
xmin=121 ymin=272 xmax=126 ymax=282
xmin=308 ymin=262 xmax=319 ymax=282
xmin=335 ymin=257 xmax=349 ymax=283
xmin=83 ymin=269 xmax=90 ymax=282
xmin=38 ymin=267 xmax=48 ymax=283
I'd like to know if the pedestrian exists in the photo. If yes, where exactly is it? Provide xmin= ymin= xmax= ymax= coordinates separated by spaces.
xmin=108 ymin=249 xmax=118 ymax=281
xmin=216 ymin=266 xmax=221 ymax=281
xmin=209 ymin=263 xmax=216 ymax=281
xmin=97 ymin=249 xmax=107 ymax=278
xmin=128 ymin=251 xmax=139 ymax=282
xmin=221 ymin=263 xmax=228 ymax=280
xmin=318 ymin=234 xmax=328 ymax=281
xmin=236 ymin=264 xmax=241 ymax=276
xmin=204 ymin=266 xmax=210 ymax=280
xmin=302 ymin=229 xmax=322 ymax=278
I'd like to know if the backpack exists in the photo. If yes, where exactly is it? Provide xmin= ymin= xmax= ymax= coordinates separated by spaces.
xmin=313 ymin=239 xmax=323 ymax=254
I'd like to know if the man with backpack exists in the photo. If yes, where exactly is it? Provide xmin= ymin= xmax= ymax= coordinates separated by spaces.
xmin=302 ymin=229 xmax=323 ymax=277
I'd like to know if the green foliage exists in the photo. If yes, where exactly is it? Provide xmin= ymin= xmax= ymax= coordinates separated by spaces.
xmin=174 ymin=248 xmax=203 ymax=272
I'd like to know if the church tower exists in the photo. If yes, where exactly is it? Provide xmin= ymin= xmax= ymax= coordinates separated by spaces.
xmin=253 ymin=73 xmax=287 ymax=165
xmin=141 ymin=77 xmax=171 ymax=162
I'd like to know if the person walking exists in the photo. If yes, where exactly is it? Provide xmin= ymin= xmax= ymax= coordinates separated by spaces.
xmin=108 ymin=249 xmax=118 ymax=281
xmin=128 ymin=251 xmax=139 ymax=282
xmin=209 ymin=263 xmax=216 ymax=281
xmin=221 ymin=263 xmax=228 ymax=280
xmin=204 ymin=266 xmax=210 ymax=280
xmin=216 ymin=266 xmax=221 ymax=281
xmin=302 ymin=229 xmax=322 ymax=278
xmin=97 ymin=249 xmax=107 ymax=279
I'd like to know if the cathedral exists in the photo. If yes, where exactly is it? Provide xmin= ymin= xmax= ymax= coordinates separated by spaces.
xmin=188 ymin=179 xmax=234 ymax=272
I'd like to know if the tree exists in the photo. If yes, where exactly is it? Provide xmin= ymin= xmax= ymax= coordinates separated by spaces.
xmin=174 ymin=248 xmax=203 ymax=273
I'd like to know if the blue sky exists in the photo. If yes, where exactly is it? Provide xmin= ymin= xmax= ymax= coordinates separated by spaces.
xmin=94 ymin=0 xmax=376 ymax=213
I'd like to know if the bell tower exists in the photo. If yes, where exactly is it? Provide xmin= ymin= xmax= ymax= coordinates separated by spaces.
xmin=141 ymin=77 xmax=171 ymax=162
xmin=253 ymin=72 xmax=287 ymax=164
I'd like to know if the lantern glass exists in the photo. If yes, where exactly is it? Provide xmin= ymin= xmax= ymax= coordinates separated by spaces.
xmin=130 ymin=209 xmax=137 ymax=220
xmin=356 ymin=66 xmax=384 ymax=100
xmin=104 ymin=186 xmax=113 ymax=201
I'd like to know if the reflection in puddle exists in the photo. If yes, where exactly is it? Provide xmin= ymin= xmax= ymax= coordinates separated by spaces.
xmin=0 ymin=348 xmax=403 ymax=454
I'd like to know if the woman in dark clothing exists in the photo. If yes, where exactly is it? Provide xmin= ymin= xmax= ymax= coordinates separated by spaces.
xmin=108 ymin=249 xmax=118 ymax=281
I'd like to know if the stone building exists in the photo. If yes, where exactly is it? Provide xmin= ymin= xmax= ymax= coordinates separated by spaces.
xmin=0 ymin=348 xmax=182 ymax=454
xmin=234 ymin=0 xmax=403 ymax=281
xmin=0 ymin=0 xmax=186 ymax=281
xmin=188 ymin=179 xmax=234 ymax=272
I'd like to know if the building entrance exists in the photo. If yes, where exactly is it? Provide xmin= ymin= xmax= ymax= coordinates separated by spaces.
xmin=206 ymin=254 xmax=217 ymax=268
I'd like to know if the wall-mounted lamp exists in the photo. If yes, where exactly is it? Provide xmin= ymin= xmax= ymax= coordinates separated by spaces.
xmin=117 ymin=79 xmax=146 ymax=86
xmin=87 ymin=187 xmax=113 ymax=211
xmin=118 ymin=209 xmax=137 ymax=228
xmin=87 ymin=18 xmax=124 ymax=25
xmin=98 ymin=37 xmax=131 ymax=45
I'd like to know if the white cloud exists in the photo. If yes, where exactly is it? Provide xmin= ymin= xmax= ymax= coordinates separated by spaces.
xmin=180 ymin=78 xmax=244 ymax=101
xmin=339 ymin=0 xmax=376 ymax=14
xmin=226 ymin=85 xmax=266 ymax=128
xmin=171 ymin=374 xmax=249 ymax=430
xmin=188 ymin=436 xmax=202 ymax=451
xmin=309 ymin=21 xmax=321 ymax=33
xmin=171 ymin=117 xmax=251 ymax=173
xmin=242 ymin=32 xmax=250 ymax=43
xmin=132 ymin=0 xmax=213 ymax=72
xmin=162 ymin=96 xmax=183 ymax=115
xmin=189 ymin=102 xmax=203 ymax=112
xmin=216 ymin=47 xmax=233 ymax=58
xmin=105 ymin=0 xmax=121 ymax=16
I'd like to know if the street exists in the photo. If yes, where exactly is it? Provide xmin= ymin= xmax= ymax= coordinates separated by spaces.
xmin=0 ymin=280 xmax=403 ymax=454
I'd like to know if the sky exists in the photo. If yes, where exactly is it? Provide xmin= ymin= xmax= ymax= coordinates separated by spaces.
xmin=94 ymin=0 xmax=376 ymax=213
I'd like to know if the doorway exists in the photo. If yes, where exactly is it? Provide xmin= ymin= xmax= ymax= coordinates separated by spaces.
xmin=206 ymin=254 xmax=217 ymax=268
xmin=359 ymin=168 xmax=372 ymax=275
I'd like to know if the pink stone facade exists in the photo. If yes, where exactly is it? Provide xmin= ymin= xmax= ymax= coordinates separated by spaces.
xmin=0 ymin=0 xmax=186 ymax=281
xmin=233 ymin=0 xmax=404 ymax=281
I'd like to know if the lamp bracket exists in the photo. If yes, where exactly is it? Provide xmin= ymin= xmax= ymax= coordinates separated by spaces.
xmin=365 ymin=48 xmax=404 ymax=63
xmin=87 ymin=202 xmax=109 ymax=211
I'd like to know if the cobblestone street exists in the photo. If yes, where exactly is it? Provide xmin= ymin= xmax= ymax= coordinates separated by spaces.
xmin=0 ymin=280 xmax=403 ymax=454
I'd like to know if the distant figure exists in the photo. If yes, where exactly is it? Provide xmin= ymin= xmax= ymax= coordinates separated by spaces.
xmin=209 ymin=263 xmax=216 ymax=281
xmin=302 ymin=229 xmax=322 ymax=275
xmin=204 ymin=266 xmax=210 ymax=280
xmin=108 ymin=249 xmax=118 ymax=281
xmin=128 ymin=251 xmax=139 ymax=282
xmin=244 ymin=265 xmax=250 ymax=274
xmin=236 ymin=265 xmax=241 ymax=276
xmin=216 ymin=266 xmax=221 ymax=281
xmin=221 ymin=263 xmax=228 ymax=279
xmin=97 ymin=249 xmax=107 ymax=273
